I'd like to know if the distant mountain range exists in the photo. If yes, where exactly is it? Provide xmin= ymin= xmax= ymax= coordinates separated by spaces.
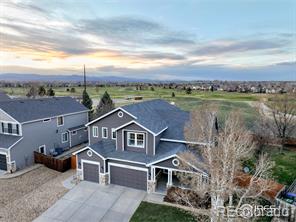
xmin=0 ymin=73 xmax=154 ymax=83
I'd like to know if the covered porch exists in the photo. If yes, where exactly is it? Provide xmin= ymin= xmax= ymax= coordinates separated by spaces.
xmin=150 ymin=166 xmax=207 ymax=194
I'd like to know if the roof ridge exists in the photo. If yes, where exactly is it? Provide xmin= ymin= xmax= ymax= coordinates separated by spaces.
xmin=0 ymin=96 xmax=73 ymax=104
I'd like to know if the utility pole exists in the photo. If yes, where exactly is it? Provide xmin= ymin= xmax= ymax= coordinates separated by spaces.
xmin=83 ymin=64 xmax=86 ymax=91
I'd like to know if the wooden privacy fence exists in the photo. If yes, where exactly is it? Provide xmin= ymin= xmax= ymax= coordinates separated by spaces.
xmin=34 ymin=151 xmax=71 ymax=172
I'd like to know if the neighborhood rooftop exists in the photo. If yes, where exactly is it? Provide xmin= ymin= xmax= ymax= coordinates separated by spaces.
xmin=122 ymin=99 xmax=190 ymax=140
xmin=0 ymin=91 xmax=11 ymax=102
xmin=0 ymin=97 xmax=89 ymax=123
xmin=0 ymin=134 xmax=22 ymax=149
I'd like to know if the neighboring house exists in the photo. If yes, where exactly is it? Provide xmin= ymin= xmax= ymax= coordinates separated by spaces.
xmin=0 ymin=97 xmax=89 ymax=172
xmin=74 ymin=99 xmax=207 ymax=193
xmin=0 ymin=91 xmax=11 ymax=102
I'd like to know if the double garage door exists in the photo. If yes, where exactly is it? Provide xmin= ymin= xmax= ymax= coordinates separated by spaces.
xmin=81 ymin=160 xmax=147 ymax=191
xmin=110 ymin=164 xmax=147 ymax=191
xmin=0 ymin=154 xmax=7 ymax=171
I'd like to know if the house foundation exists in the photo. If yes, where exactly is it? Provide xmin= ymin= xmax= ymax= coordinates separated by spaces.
xmin=147 ymin=180 xmax=156 ymax=193
xmin=99 ymin=173 xmax=109 ymax=185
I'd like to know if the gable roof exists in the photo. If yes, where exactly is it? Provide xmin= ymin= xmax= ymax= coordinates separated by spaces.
xmin=0 ymin=134 xmax=23 ymax=149
xmin=85 ymin=107 xmax=137 ymax=126
xmin=0 ymin=97 xmax=88 ymax=123
xmin=81 ymin=139 xmax=187 ymax=165
xmin=0 ymin=91 xmax=11 ymax=102
xmin=122 ymin=99 xmax=189 ymax=139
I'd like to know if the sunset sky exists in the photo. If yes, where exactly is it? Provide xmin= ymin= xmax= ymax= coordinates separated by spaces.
xmin=0 ymin=0 xmax=295 ymax=80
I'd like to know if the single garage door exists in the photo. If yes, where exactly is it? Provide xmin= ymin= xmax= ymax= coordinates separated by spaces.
xmin=83 ymin=162 xmax=100 ymax=183
xmin=0 ymin=154 xmax=7 ymax=171
xmin=110 ymin=165 xmax=147 ymax=190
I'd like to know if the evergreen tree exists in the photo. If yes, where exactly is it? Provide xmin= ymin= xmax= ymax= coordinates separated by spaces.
xmin=172 ymin=92 xmax=175 ymax=97
xmin=150 ymin=87 xmax=155 ymax=91
xmin=96 ymin=91 xmax=114 ymax=117
xmin=70 ymin=87 xmax=76 ymax=93
xmin=26 ymin=85 xmax=37 ymax=98
xmin=185 ymin=87 xmax=192 ymax=94
xmin=82 ymin=90 xmax=93 ymax=111
xmin=47 ymin=87 xmax=55 ymax=96
xmin=38 ymin=86 xmax=46 ymax=96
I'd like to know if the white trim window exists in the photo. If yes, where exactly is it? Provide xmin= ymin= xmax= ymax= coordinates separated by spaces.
xmin=102 ymin=127 xmax=108 ymax=139
xmin=39 ymin=145 xmax=46 ymax=154
xmin=61 ymin=132 xmax=69 ymax=143
xmin=57 ymin=116 xmax=64 ymax=126
xmin=111 ymin=128 xmax=116 ymax=139
xmin=127 ymin=132 xmax=144 ymax=148
xmin=118 ymin=111 xmax=124 ymax=118
xmin=93 ymin=126 xmax=98 ymax=137
xmin=0 ymin=122 xmax=20 ymax=136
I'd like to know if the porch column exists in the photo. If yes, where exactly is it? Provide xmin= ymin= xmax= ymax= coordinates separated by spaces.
xmin=167 ymin=170 xmax=173 ymax=187
xmin=152 ymin=167 xmax=155 ymax=181
xmin=147 ymin=167 xmax=156 ymax=193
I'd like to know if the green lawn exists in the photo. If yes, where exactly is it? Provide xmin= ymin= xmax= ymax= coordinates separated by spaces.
xmin=1 ymin=86 xmax=265 ymax=101
xmin=263 ymin=147 xmax=296 ymax=185
xmin=130 ymin=202 xmax=198 ymax=222
xmin=1 ymin=86 xmax=261 ymax=128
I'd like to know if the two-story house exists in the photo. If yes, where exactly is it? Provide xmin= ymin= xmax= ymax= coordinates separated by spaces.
xmin=0 ymin=97 xmax=89 ymax=172
xmin=74 ymin=99 xmax=207 ymax=193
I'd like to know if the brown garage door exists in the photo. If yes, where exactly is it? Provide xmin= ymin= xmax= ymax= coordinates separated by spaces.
xmin=83 ymin=162 xmax=100 ymax=183
xmin=0 ymin=154 xmax=7 ymax=171
xmin=110 ymin=165 xmax=147 ymax=190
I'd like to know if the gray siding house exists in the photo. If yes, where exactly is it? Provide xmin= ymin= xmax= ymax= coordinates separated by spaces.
xmin=74 ymin=99 xmax=207 ymax=193
xmin=0 ymin=97 xmax=89 ymax=172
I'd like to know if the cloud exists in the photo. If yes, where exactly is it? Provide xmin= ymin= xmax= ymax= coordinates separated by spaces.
xmin=136 ymin=52 xmax=186 ymax=60
xmin=0 ymin=0 xmax=295 ymax=81
xmin=275 ymin=61 xmax=296 ymax=66
xmin=192 ymin=39 xmax=289 ymax=56
xmin=79 ymin=16 xmax=195 ymax=47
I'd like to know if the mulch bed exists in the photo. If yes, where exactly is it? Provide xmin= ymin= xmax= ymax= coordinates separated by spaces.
xmin=164 ymin=186 xmax=211 ymax=209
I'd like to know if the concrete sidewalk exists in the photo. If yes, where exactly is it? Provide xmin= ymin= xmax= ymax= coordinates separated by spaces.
xmin=33 ymin=181 xmax=146 ymax=222
xmin=0 ymin=164 xmax=42 ymax=179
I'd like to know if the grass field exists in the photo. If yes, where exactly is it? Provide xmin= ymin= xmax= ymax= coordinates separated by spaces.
xmin=1 ymin=86 xmax=265 ymax=101
xmin=1 ymin=86 xmax=265 ymax=128
xmin=130 ymin=202 xmax=198 ymax=222
xmin=263 ymin=147 xmax=296 ymax=185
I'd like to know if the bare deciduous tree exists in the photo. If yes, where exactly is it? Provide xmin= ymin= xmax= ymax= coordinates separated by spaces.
xmin=269 ymin=94 xmax=296 ymax=149
xmin=176 ymin=105 xmax=274 ymax=221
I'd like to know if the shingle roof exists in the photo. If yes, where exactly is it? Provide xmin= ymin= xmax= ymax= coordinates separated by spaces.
xmin=0 ymin=92 xmax=11 ymax=102
xmin=0 ymin=97 xmax=88 ymax=123
xmin=122 ymin=99 xmax=189 ymax=139
xmin=89 ymin=139 xmax=187 ymax=164
xmin=0 ymin=135 xmax=23 ymax=149
xmin=68 ymin=125 xmax=86 ymax=132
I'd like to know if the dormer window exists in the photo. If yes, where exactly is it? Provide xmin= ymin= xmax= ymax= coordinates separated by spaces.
xmin=127 ymin=132 xmax=144 ymax=148
xmin=57 ymin=116 xmax=64 ymax=126
xmin=0 ymin=122 xmax=20 ymax=135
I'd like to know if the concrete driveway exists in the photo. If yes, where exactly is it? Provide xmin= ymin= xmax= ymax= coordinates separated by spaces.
xmin=34 ymin=181 xmax=146 ymax=222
